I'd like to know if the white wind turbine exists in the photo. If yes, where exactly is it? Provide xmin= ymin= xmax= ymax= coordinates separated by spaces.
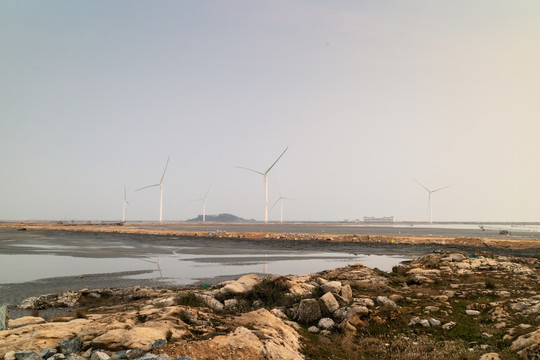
xmin=193 ymin=186 xmax=211 ymax=222
xmin=136 ymin=157 xmax=169 ymax=223
xmin=122 ymin=185 xmax=129 ymax=222
xmin=271 ymin=195 xmax=294 ymax=223
xmin=237 ymin=147 xmax=288 ymax=223
xmin=414 ymin=179 xmax=451 ymax=224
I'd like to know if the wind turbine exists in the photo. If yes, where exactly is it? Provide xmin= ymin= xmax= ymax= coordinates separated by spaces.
xmin=136 ymin=157 xmax=169 ymax=223
xmin=271 ymin=195 xmax=294 ymax=223
xmin=414 ymin=179 xmax=451 ymax=224
xmin=193 ymin=186 xmax=211 ymax=222
xmin=237 ymin=147 xmax=288 ymax=223
xmin=122 ymin=185 xmax=129 ymax=222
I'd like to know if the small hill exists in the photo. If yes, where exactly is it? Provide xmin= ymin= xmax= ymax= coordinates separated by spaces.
xmin=186 ymin=213 xmax=253 ymax=222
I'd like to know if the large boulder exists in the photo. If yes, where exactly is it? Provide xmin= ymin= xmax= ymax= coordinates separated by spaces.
xmin=321 ymin=281 xmax=342 ymax=294
xmin=319 ymin=292 xmax=339 ymax=316
xmin=233 ymin=309 xmax=303 ymax=360
xmin=340 ymin=284 xmax=353 ymax=303
xmin=219 ymin=274 xmax=261 ymax=295
xmin=296 ymin=299 xmax=322 ymax=324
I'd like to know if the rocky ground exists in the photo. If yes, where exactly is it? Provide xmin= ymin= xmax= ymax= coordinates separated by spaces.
xmin=1 ymin=251 xmax=539 ymax=360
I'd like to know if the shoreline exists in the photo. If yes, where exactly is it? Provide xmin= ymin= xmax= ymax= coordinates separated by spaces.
xmin=1 ymin=221 xmax=539 ymax=250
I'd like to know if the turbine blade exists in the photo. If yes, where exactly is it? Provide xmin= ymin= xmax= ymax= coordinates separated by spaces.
xmin=236 ymin=166 xmax=264 ymax=175
xmin=160 ymin=156 xmax=170 ymax=184
xmin=135 ymin=184 xmax=160 ymax=192
xmin=203 ymin=185 xmax=211 ymax=199
xmin=270 ymin=198 xmax=280 ymax=211
xmin=265 ymin=146 xmax=289 ymax=174
xmin=282 ymin=197 xmax=296 ymax=200
xmin=432 ymin=184 xmax=452 ymax=193
xmin=413 ymin=178 xmax=430 ymax=192
xmin=124 ymin=185 xmax=127 ymax=200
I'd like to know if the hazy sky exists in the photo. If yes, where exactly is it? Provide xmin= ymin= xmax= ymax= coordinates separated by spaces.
xmin=1 ymin=1 xmax=539 ymax=222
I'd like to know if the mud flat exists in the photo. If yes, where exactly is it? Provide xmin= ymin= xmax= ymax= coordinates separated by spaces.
xmin=1 ymin=221 xmax=539 ymax=252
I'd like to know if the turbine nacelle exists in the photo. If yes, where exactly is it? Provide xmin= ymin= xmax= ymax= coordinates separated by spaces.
xmin=136 ymin=156 xmax=170 ymax=223
xmin=237 ymin=147 xmax=289 ymax=223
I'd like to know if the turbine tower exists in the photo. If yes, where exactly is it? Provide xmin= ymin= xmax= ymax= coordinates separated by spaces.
xmin=194 ymin=186 xmax=211 ymax=222
xmin=414 ymin=179 xmax=451 ymax=224
xmin=238 ymin=147 xmax=288 ymax=223
xmin=271 ymin=195 xmax=294 ymax=223
xmin=122 ymin=185 xmax=129 ymax=222
xmin=136 ymin=157 xmax=169 ymax=223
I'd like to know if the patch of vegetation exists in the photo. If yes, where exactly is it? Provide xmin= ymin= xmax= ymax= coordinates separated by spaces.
xmin=175 ymin=292 xmax=206 ymax=308
xmin=217 ymin=279 xmax=301 ymax=312
xmin=136 ymin=312 xmax=148 ymax=323
xmin=485 ymin=279 xmax=496 ymax=290
xmin=75 ymin=310 xmax=88 ymax=319
xmin=301 ymin=331 xmax=484 ymax=360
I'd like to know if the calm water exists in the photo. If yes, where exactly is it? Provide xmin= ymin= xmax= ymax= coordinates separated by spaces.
xmin=0 ymin=230 xmax=413 ymax=285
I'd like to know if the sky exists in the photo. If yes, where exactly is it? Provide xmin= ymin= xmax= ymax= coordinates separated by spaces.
xmin=1 ymin=1 xmax=539 ymax=222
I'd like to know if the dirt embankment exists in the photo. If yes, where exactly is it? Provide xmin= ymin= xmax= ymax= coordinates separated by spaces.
xmin=1 ymin=222 xmax=539 ymax=250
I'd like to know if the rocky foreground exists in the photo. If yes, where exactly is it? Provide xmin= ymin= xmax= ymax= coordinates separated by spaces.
xmin=1 ymin=251 xmax=539 ymax=360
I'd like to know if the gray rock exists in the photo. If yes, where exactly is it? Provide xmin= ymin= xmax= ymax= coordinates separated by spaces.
xmin=125 ymin=350 xmax=145 ymax=360
xmin=318 ymin=318 xmax=335 ymax=330
xmin=4 ymin=351 xmax=16 ymax=360
xmin=466 ymin=310 xmax=480 ymax=316
xmin=419 ymin=319 xmax=430 ymax=327
xmin=429 ymin=318 xmax=441 ymax=327
xmin=151 ymin=339 xmax=167 ymax=350
xmin=156 ymin=355 xmax=171 ymax=360
xmin=91 ymin=352 xmax=110 ymax=360
xmin=408 ymin=316 xmax=421 ymax=326
xmin=0 ymin=305 xmax=9 ymax=330
xmin=50 ymin=354 xmax=66 ymax=360
xmin=80 ymin=349 xmax=92 ymax=358
xmin=376 ymin=296 xmax=397 ymax=308
xmin=511 ymin=302 xmax=527 ymax=311
xmin=64 ymin=355 xmax=84 ymax=360
xmin=15 ymin=351 xmax=41 ymax=360
xmin=297 ymin=298 xmax=322 ymax=324
xmin=332 ymin=307 xmax=350 ymax=323
xmin=308 ymin=326 xmax=319 ymax=333
xmin=110 ymin=351 xmax=127 ymax=360
xmin=59 ymin=338 xmax=82 ymax=355
xmin=137 ymin=354 xmax=158 ymax=360
xmin=425 ymin=306 xmax=439 ymax=313
xmin=39 ymin=349 xmax=57 ymax=359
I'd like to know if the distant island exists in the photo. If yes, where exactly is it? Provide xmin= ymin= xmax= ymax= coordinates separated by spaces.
xmin=186 ymin=213 xmax=254 ymax=222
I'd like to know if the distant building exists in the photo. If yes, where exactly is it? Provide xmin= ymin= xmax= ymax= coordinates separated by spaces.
xmin=363 ymin=216 xmax=395 ymax=223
